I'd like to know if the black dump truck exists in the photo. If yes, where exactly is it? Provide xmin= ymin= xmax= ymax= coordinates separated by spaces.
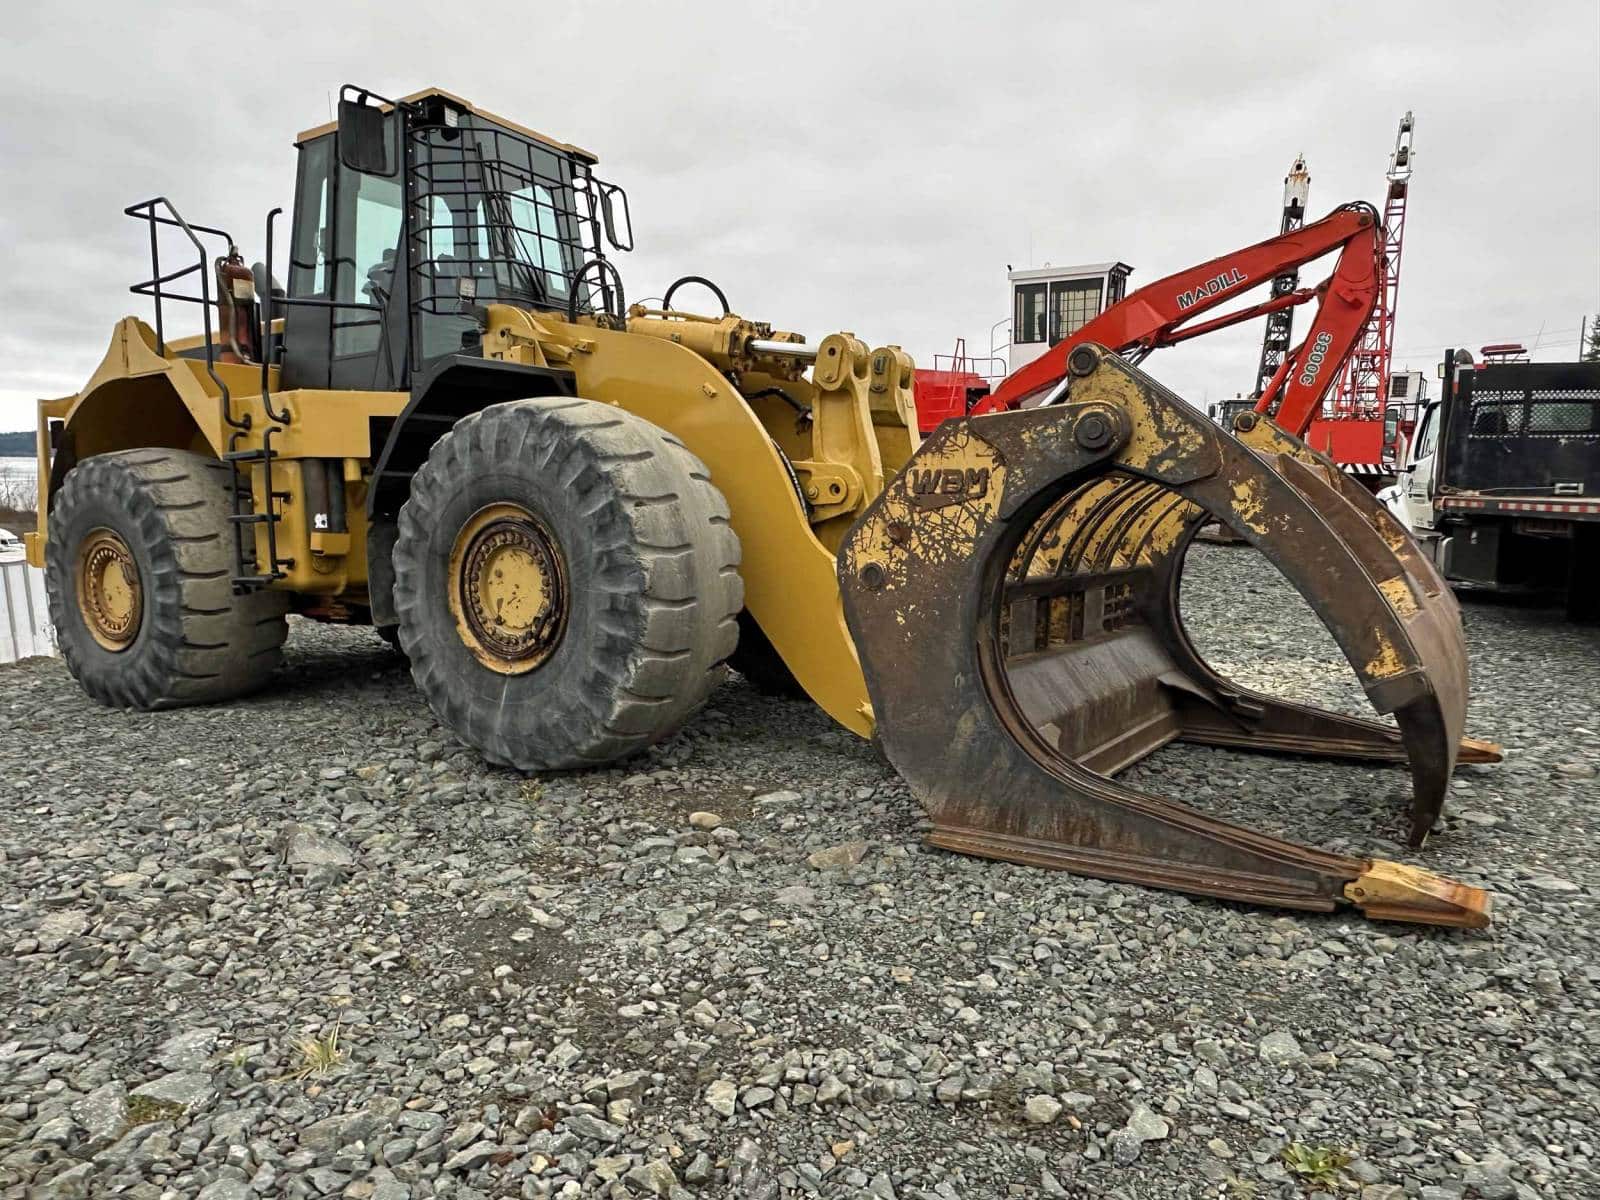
xmin=1381 ymin=347 xmax=1600 ymax=619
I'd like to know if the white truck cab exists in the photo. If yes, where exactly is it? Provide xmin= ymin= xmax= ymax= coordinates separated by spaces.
xmin=1381 ymin=394 xmax=1442 ymax=547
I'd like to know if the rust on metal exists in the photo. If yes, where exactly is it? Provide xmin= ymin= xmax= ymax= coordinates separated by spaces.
xmin=448 ymin=502 xmax=569 ymax=675
xmin=838 ymin=345 xmax=1493 ymax=928
xmin=76 ymin=527 xmax=143 ymax=652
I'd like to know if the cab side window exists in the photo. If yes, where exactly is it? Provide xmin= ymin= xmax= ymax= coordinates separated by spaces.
xmin=1413 ymin=408 xmax=1438 ymax=460
xmin=288 ymin=138 xmax=333 ymax=299
xmin=1015 ymin=284 xmax=1046 ymax=344
xmin=333 ymin=168 xmax=403 ymax=358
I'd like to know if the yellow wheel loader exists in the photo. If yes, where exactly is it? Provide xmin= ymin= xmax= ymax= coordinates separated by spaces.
xmin=26 ymin=87 xmax=1496 ymax=927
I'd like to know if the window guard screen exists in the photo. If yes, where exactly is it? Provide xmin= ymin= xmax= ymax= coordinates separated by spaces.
xmin=1049 ymin=279 xmax=1103 ymax=345
xmin=407 ymin=116 xmax=604 ymax=324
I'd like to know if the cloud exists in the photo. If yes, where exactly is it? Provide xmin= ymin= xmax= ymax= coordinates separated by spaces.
xmin=1 ymin=0 xmax=1595 ymax=433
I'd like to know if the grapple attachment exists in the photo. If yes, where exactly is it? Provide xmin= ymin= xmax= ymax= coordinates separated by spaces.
xmin=838 ymin=346 xmax=1496 ymax=928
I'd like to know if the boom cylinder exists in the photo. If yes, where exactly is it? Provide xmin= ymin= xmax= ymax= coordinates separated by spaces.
xmin=748 ymin=338 xmax=818 ymax=361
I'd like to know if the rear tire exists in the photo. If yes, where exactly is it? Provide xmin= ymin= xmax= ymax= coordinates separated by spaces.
xmin=392 ymin=398 xmax=742 ymax=770
xmin=45 ymin=449 xmax=289 ymax=709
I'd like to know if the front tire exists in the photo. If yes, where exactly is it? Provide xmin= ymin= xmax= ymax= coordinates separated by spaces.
xmin=392 ymin=398 xmax=742 ymax=770
xmin=45 ymin=450 xmax=289 ymax=708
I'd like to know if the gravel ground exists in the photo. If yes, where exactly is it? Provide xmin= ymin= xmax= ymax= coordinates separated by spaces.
xmin=1 ymin=545 xmax=1596 ymax=1200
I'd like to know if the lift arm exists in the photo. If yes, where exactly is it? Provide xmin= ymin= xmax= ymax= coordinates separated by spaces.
xmin=978 ymin=204 xmax=1383 ymax=438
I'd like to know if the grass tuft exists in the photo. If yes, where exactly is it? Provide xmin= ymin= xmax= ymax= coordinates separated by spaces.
xmin=284 ymin=1021 xmax=346 ymax=1080
xmin=124 ymin=1095 xmax=185 ymax=1127
xmin=1281 ymin=1142 xmax=1352 ymax=1188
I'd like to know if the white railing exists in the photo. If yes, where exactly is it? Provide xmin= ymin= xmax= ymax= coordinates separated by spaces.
xmin=1 ymin=559 xmax=54 ymax=664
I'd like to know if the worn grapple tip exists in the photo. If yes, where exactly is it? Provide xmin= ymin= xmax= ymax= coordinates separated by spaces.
xmin=840 ymin=346 xmax=1493 ymax=929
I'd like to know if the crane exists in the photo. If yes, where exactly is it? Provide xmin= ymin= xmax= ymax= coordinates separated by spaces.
xmin=1252 ymin=155 xmax=1312 ymax=400
xmin=1328 ymin=112 xmax=1414 ymax=420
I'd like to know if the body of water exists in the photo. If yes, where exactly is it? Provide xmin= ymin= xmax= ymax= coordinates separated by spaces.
xmin=1 ymin=458 xmax=38 ymax=517
xmin=1 ymin=457 xmax=38 ymax=486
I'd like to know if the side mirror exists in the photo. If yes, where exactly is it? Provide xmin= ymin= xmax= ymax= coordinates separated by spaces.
xmin=598 ymin=182 xmax=634 ymax=251
xmin=338 ymin=95 xmax=394 ymax=176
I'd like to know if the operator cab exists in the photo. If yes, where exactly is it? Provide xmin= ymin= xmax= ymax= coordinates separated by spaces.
xmin=1007 ymin=261 xmax=1133 ymax=375
xmin=280 ymin=88 xmax=631 ymax=393
xmin=1381 ymin=369 xmax=1426 ymax=464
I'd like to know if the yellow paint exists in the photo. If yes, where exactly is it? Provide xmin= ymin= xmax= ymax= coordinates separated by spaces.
xmin=842 ymin=423 xmax=1006 ymax=598
xmin=1377 ymin=575 xmax=1419 ymax=618
xmin=544 ymin=319 xmax=876 ymax=737
xmin=1229 ymin=478 xmax=1271 ymax=535
xmin=1343 ymin=859 xmax=1491 ymax=929
xmin=1364 ymin=632 xmax=1407 ymax=680
xmin=1100 ymin=371 xmax=1206 ymax=473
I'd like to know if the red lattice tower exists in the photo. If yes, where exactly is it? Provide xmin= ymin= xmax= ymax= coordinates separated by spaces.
xmin=1329 ymin=113 xmax=1414 ymax=419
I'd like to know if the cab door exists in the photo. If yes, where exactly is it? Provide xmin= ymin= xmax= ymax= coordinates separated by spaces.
xmin=280 ymin=123 xmax=406 ymax=393
xmin=1388 ymin=399 xmax=1440 ymax=536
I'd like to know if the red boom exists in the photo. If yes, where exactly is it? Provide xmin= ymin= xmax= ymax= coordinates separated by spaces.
xmin=977 ymin=204 xmax=1383 ymax=439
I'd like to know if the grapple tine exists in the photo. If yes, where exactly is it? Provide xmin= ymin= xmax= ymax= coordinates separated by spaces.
xmin=839 ymin=345 xmax=1492 ymax=928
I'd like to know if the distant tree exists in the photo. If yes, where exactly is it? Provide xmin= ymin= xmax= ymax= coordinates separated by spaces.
xmin=0 ymin=431 xmax=35 ymax=456
xmin=1584 ymin=317 xmax=1600 ymax=363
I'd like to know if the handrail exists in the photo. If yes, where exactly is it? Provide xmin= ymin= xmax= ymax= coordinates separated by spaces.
xmin=259 ymin=208 xmax=291 ymax=425
xmin=124 ymin=197 xmax=240 ymax=430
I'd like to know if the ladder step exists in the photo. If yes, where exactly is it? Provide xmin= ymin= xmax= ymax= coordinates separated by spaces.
xmin=224 ymin=449 xmax=275 ymax=463
xmin=227 ymin=513 xmax=279 ymax=526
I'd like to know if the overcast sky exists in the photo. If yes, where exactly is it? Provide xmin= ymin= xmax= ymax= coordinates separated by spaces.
xmin=1 ymin=1 xmax=1596 ymax=434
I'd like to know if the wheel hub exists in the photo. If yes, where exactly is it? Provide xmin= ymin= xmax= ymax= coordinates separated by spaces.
xmin=449 ymin=503 xmax=568 ymax=674
xmin=76 ymin=528 xmax=142 ymax=651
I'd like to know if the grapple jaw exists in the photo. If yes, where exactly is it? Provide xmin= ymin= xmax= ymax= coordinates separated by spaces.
xmin=838 ymin=346 xmax=1496 ymax=929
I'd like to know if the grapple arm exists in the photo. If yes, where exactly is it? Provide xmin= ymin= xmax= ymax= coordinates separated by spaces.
xmin=979 ymin=205 xmax=1383 ymax=425
xmin=841 ymin=346 xmax=1492 ymax=928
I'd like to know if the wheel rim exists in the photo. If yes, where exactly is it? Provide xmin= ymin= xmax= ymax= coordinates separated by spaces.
xmin=448 ymin=503 xmax=569 ymax=675
xmin=76 ymin=527 xmax=142 ymax=652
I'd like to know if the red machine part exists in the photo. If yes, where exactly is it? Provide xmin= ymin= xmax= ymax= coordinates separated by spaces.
xmin=913 ymin=339 xmax=1000 ymax=433
xmin=976 ymin=204 xmax=1383 ymax=441
xmin=1304 ymin=416 xmax=1384 ymax=465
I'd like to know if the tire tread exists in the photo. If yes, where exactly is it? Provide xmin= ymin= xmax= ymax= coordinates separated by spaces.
xmin=45 ymin=449 xmax=289 ymax=710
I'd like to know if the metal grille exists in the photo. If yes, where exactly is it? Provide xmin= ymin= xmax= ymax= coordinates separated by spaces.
xmin=1529 ymin=388 xmax=1600 ymax=435
xmin=1468 ymin=388 xmax=1600 ymax=438
xmin=405 ymin=116 xmax=612 ymax=329
xmin=1466 ymin=390 xmax=1525 ymax=437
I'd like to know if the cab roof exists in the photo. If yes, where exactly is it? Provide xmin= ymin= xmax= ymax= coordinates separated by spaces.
xmin=295 ymin=87 xmax=597 ymax=164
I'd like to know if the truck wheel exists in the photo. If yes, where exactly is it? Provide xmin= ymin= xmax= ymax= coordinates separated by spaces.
xmin=45 ymin=449 xmax=289 ymax=709
xmin=392 ymin=398 xmax=742 ymax=770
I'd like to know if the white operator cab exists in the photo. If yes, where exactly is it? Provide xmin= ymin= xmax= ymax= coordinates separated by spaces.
xmin=1008 ymin=262 xmax=1134 ymax=374
xmin=1382 ymin=369 xmax=1429 ymax=464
